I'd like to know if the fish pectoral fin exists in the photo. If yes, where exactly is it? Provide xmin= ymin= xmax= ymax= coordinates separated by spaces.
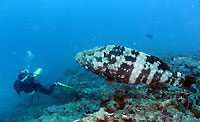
xmin=101 ymin=70 xmax=116 ymax=83
xmin=105 ymin=76 xmax=116 ymax=83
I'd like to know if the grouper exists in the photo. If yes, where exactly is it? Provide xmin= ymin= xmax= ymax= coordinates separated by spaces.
xmin=75 ymin=45 xmax=197 ymax=88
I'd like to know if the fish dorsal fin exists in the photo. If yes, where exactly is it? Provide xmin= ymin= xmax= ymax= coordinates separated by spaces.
xmin=100 ymin=70 xmax=116 ymax=83
xmin=152 ymin=56 xmax=172 ymax=71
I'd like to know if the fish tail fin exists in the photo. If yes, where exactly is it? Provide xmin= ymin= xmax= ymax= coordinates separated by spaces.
xmin=183 ymin=75 xmax=198 ymax=88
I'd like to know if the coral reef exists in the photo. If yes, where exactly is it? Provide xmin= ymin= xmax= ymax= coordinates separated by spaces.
xmin=5 ymin=51 xmax=200 ymax=122
xmin=160 ymin=52 xmax=200 ymax=76
xmin=74 ymin=84 xmax=199 ymax=121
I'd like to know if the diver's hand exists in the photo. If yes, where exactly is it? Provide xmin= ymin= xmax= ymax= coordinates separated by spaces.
xmin=29 ymin=91 xmax=36 ymax=95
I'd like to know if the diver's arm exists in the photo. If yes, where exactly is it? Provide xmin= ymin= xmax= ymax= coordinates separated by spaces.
xmin=14 ymin=84 xmax=21 ymax=96
xmin=16 ymin=90 xmax=21 ymax=96
xmin=29 ymin=90 xmax=36 ymax=101
xmin=14 ymin=80 xmax=21 ymax=96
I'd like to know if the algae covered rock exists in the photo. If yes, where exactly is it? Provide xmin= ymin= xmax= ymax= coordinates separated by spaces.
xmin=75 ymin=84 xmax=200 ymax=122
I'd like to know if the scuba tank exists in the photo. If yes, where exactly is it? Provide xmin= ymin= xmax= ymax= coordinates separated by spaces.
xmin=33 ymin=68 xmax=42 ymax=77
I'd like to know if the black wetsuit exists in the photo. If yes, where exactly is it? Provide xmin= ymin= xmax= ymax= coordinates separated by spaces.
xmin=14 ymin=75 xmax=56 ymax=95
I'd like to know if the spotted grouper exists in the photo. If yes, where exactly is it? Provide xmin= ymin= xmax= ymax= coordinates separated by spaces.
xmin=75 ymin=45 xmax=197 ymax=88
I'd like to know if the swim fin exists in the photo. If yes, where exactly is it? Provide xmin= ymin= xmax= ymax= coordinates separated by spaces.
xmin=57 ymin=82 xmax=73 ymax=90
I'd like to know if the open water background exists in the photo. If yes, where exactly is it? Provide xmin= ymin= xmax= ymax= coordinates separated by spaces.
xmin=0 ymin=0 xmax=200 ymax=120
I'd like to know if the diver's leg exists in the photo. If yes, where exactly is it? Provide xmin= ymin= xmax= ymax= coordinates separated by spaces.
xmin=47 ymin=84 xmax=57 ymax=94
xmin=36 ymin=83 xmax=56 ymax=95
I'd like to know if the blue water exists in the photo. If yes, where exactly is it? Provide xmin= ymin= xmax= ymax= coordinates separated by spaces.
xmin=0 ymin=0 xmax=200 ymax=120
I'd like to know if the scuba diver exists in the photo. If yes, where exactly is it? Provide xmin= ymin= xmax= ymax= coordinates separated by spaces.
xmin=14 ymin=68 xmax=72 ymax=96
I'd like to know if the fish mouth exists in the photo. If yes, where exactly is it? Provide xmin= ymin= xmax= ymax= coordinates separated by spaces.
xmin=75 ymin=46 xmax=103 ymax=64
xmin=75 ymin=49 xmax=96 ymax=69
xmin=75 ymin=46 xmax=109 ymax=71
xmin=75 ymin=51 xmax=86 ymax=67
